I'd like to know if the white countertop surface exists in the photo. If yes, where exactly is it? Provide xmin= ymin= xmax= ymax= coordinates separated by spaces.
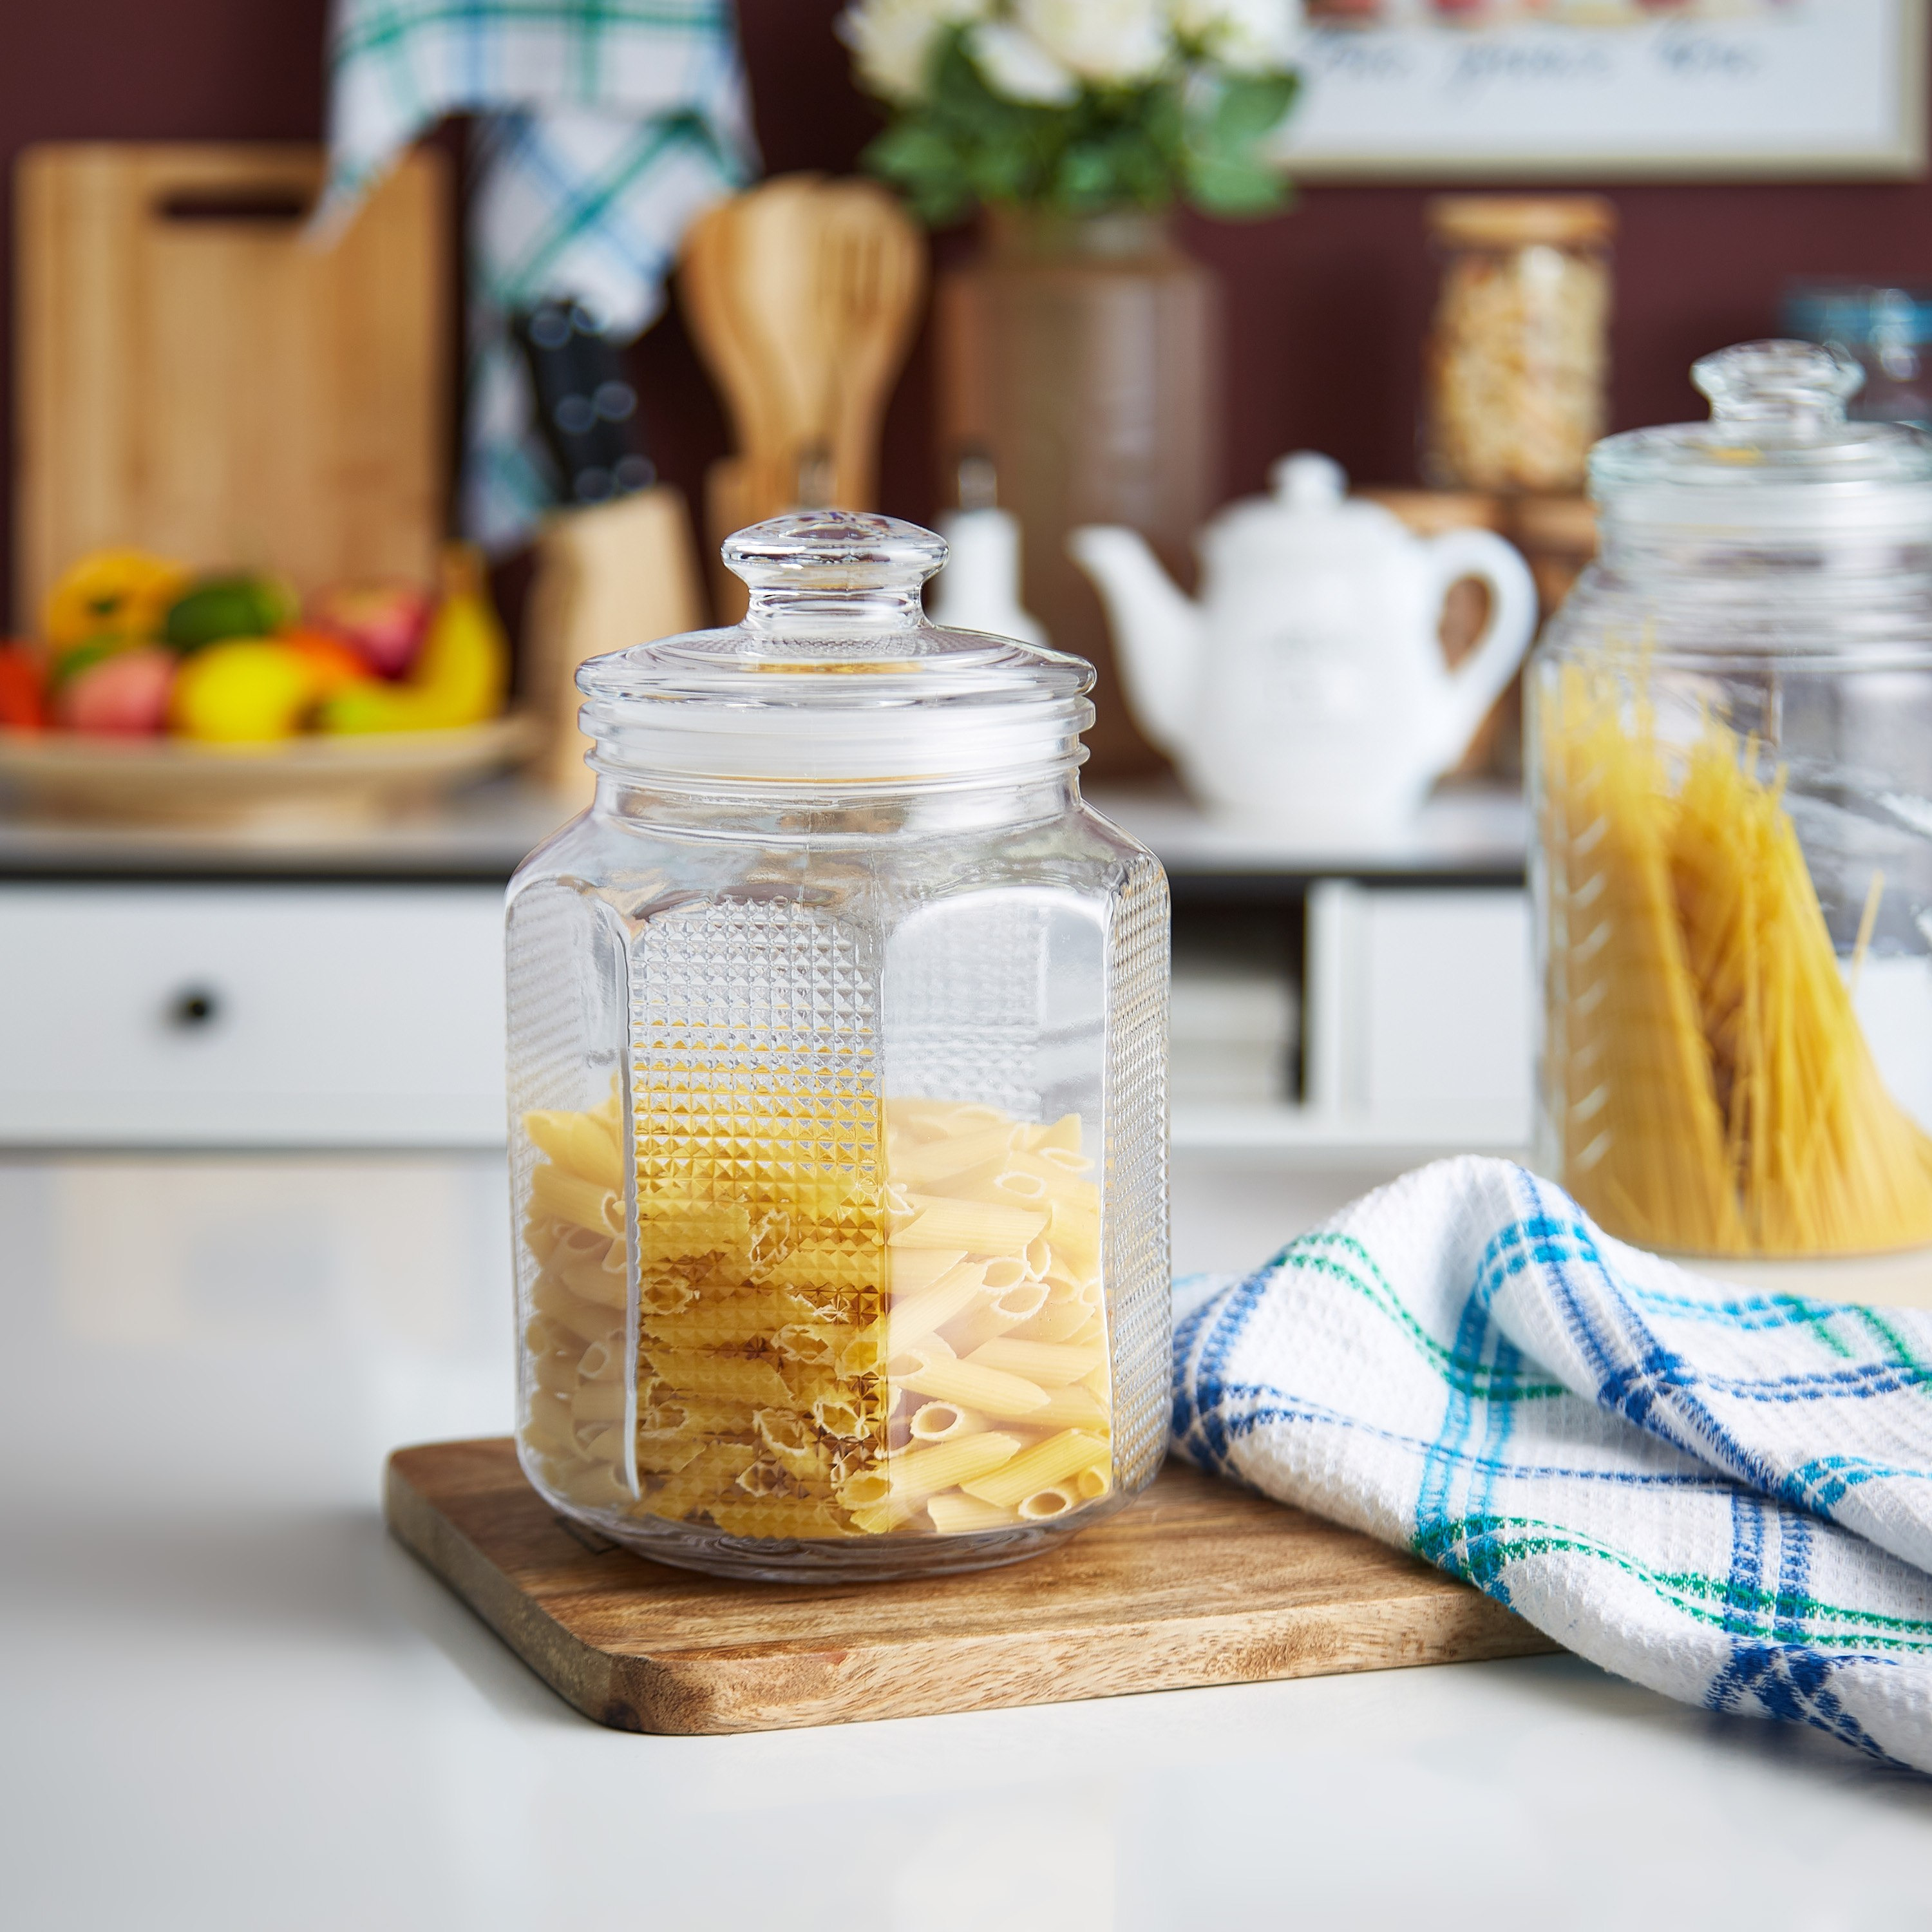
xmin=1084 ymin=779 xmax=1526 ymax=879
xmin=0 ymin=777 xmax=1525 ymax=885
xmin=3 ymin=1149 xmax=1927 ymax=1930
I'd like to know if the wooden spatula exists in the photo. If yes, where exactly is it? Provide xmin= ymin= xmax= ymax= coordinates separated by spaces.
xmin=678 ymin=174 xmax=925 ymax=607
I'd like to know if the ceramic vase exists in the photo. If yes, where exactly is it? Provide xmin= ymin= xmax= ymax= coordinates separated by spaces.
xmin=936 ymin=210 xmax=1220 ymax=778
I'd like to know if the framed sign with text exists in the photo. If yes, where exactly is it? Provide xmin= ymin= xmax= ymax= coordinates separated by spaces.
xmin=1276 ymin=0 xmax=1927 ymax=179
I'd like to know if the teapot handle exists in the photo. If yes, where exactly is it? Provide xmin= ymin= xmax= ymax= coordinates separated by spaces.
xmin=1423 ymin=528 xmax=1539 ymax=768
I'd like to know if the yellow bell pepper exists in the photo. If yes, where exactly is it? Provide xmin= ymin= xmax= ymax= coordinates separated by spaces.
xmin=43 ymin=549 xmax=189 ymax=652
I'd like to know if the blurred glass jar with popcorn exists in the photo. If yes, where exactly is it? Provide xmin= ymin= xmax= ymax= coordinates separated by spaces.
xmin=1424 ymin=196 xmax=1615 ymax=495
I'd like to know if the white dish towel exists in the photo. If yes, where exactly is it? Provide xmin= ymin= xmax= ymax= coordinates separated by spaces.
xmin=1171 ymin=1157 xmax=1932 ymax=1770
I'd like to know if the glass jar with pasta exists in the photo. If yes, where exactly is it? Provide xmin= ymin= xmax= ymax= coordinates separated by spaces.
xmin=1531 ymin=340 xmax=1932 ymax=1263
xmin=1424 ymin=194 xmax=1614 ymax=495
xmin=506 ymin=511 xmax=1171 ymax=1580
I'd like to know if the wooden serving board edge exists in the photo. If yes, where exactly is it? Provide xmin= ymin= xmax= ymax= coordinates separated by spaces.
xmin=384 ymin=1447 xmax=1557 ymax=1736
xmin=385 ymin=1454 xmax=645 ymax=1730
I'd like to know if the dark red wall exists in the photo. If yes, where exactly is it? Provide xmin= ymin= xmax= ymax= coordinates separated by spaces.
xmin=3 ymin=0 xmax=1929 ymax=623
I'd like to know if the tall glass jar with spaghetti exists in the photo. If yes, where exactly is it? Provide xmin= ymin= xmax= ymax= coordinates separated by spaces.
xmin=1531 ymin=339 xmax=1932 ymax=1262
xmin=505 ymin=511 xmax=1170 ymax=1580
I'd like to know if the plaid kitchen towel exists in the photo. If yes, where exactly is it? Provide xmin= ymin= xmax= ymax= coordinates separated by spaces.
xmin=1173 ymin=1157 xmax=1932 ymax=1770
xmin=318 ymin=0 xmax=757 ymax=547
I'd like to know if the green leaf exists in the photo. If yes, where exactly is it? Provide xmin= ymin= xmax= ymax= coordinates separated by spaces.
xmin=866 ymin=124 xmax=957 ymax=176
xmin=1184 ymin=151 xmax=1289 ymax=218
xmin=1211 ymin=71 xmax=1298 ymax=146
xmin=856 ymin=25 xmax=1299 ymax=227
xmin=971 ymin=143 xmax=1037 ymax=204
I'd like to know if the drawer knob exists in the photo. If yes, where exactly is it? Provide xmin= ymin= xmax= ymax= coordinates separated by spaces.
xmin=166 ymin=985 xmax=223 ymax=1031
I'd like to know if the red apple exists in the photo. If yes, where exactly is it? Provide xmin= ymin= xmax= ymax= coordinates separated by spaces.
xmin=59 ymin=646 xmax=175 ymax=735
xmin=309 ymin=582 xmax=433 ymax=679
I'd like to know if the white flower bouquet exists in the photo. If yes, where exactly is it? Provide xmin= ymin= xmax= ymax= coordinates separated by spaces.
xmin=838 ymin=0 xmax=1301 ymax=222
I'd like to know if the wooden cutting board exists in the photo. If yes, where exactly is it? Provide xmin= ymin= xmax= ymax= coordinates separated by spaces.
xmin=386 ymin=1437 xmax=1557 ymax=1734
xmin=14 ymin=144 xmax=449 ymax=629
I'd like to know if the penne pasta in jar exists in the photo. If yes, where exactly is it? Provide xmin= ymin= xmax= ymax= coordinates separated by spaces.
xmin=511 ymin=1094 xmax=1132 ymax=1554
xmin=504 ymin=511 xmax=1169 ymax=1580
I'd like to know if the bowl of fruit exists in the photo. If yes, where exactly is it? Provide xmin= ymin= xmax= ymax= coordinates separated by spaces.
xmin=0 ymin=545 xmax=536 ymax=824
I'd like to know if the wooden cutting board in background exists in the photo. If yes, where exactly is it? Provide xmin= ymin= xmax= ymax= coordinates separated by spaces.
xmin=386 ymin=1437 xmax=1556 ymax=1733
xmin=14 ymin=144 xmax=449 ymax=629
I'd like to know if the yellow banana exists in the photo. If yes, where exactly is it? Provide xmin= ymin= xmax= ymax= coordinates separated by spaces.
xmin=319 ymin=545 xmax=508 ymax=734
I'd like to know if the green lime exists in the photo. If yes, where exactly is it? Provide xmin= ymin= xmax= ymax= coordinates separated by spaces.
xmin=164 ymin=576 xmax=298 ymax=652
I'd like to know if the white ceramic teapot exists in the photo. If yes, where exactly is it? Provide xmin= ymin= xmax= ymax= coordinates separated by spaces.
xmin=1070 ymin=453 xmax=1539 ymax=840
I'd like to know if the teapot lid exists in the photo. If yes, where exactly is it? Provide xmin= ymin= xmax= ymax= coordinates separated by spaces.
xmin=576 ymin=511 xmax=1093 ymax=783
xmin=1202 ymin=450 xmax=1414 ymax=564
xmin=1270 ymin=451 xmax=1349 ymax=508
xmin=1589 ymin=339 xmax=1932 ymax=538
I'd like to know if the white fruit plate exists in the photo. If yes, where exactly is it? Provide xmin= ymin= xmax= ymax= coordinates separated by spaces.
xmin=0 ymin=714 xmax=540 ymax=826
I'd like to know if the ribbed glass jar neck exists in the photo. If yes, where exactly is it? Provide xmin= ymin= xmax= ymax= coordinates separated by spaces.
xmin=1596 ymin=522 xmax=1932 ymax=583
xmin=590 ymin=768 xmax=1083 ymax=841
xmin=739 ymin=579 xmax=924 ymax=638
xmin=1548 ymin=547 xmax=1932 ymax=675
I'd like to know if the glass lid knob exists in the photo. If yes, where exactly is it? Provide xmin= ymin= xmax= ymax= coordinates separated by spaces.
xmin=1692 ymin=338 xmax=1864 ymax=426
xmin=723 ymin=511 xmax=948 ymax=636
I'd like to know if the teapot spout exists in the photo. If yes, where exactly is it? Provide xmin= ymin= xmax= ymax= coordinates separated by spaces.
xmin=1067 ymin=527 xmax=1204 ymax=757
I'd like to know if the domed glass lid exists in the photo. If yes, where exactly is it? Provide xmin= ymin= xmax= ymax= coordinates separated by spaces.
xmin=1589 ymin=341 xmax=1932 ymax=536
xmin=577 ymin=512 xmax=1094 ymax=782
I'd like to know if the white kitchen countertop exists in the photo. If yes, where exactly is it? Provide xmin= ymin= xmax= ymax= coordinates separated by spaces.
xmin=0 ymin=775 xmax=1524 ymax=885
xmin=3 ymin=1148 xmax=1928 ymax=1930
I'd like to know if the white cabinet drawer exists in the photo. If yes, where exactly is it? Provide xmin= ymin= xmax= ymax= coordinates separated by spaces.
xmin=0 ymin=884 xmax=507 ymax=1147
xmin=1303 ymin=881 xmax=1533 ymax=1146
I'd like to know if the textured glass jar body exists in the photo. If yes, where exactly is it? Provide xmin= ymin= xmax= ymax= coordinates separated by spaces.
xmin=506 ymin=771 xmax=1170 ymax=1580
xmin=1532 ymin=541 xmax=1932 ymax=1260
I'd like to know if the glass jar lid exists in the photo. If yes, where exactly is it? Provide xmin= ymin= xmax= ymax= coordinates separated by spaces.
xmin=1427 ymin=193 xmax=1615 ymax=250
xmin=576 ymin=511 xmax=1094 ymax=784
xmin=1589 ymin=339 xmax=1932 ymax=538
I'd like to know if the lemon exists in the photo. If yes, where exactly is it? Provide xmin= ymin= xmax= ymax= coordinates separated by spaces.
xmin=169 ymin=640 xmax=319 ymax=743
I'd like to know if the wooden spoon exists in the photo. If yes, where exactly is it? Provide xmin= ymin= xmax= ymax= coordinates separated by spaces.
xmin=678 ymin=175 xmax=926 ymax=552
xmin=818 ymin=182 xmax=926 ymax=513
